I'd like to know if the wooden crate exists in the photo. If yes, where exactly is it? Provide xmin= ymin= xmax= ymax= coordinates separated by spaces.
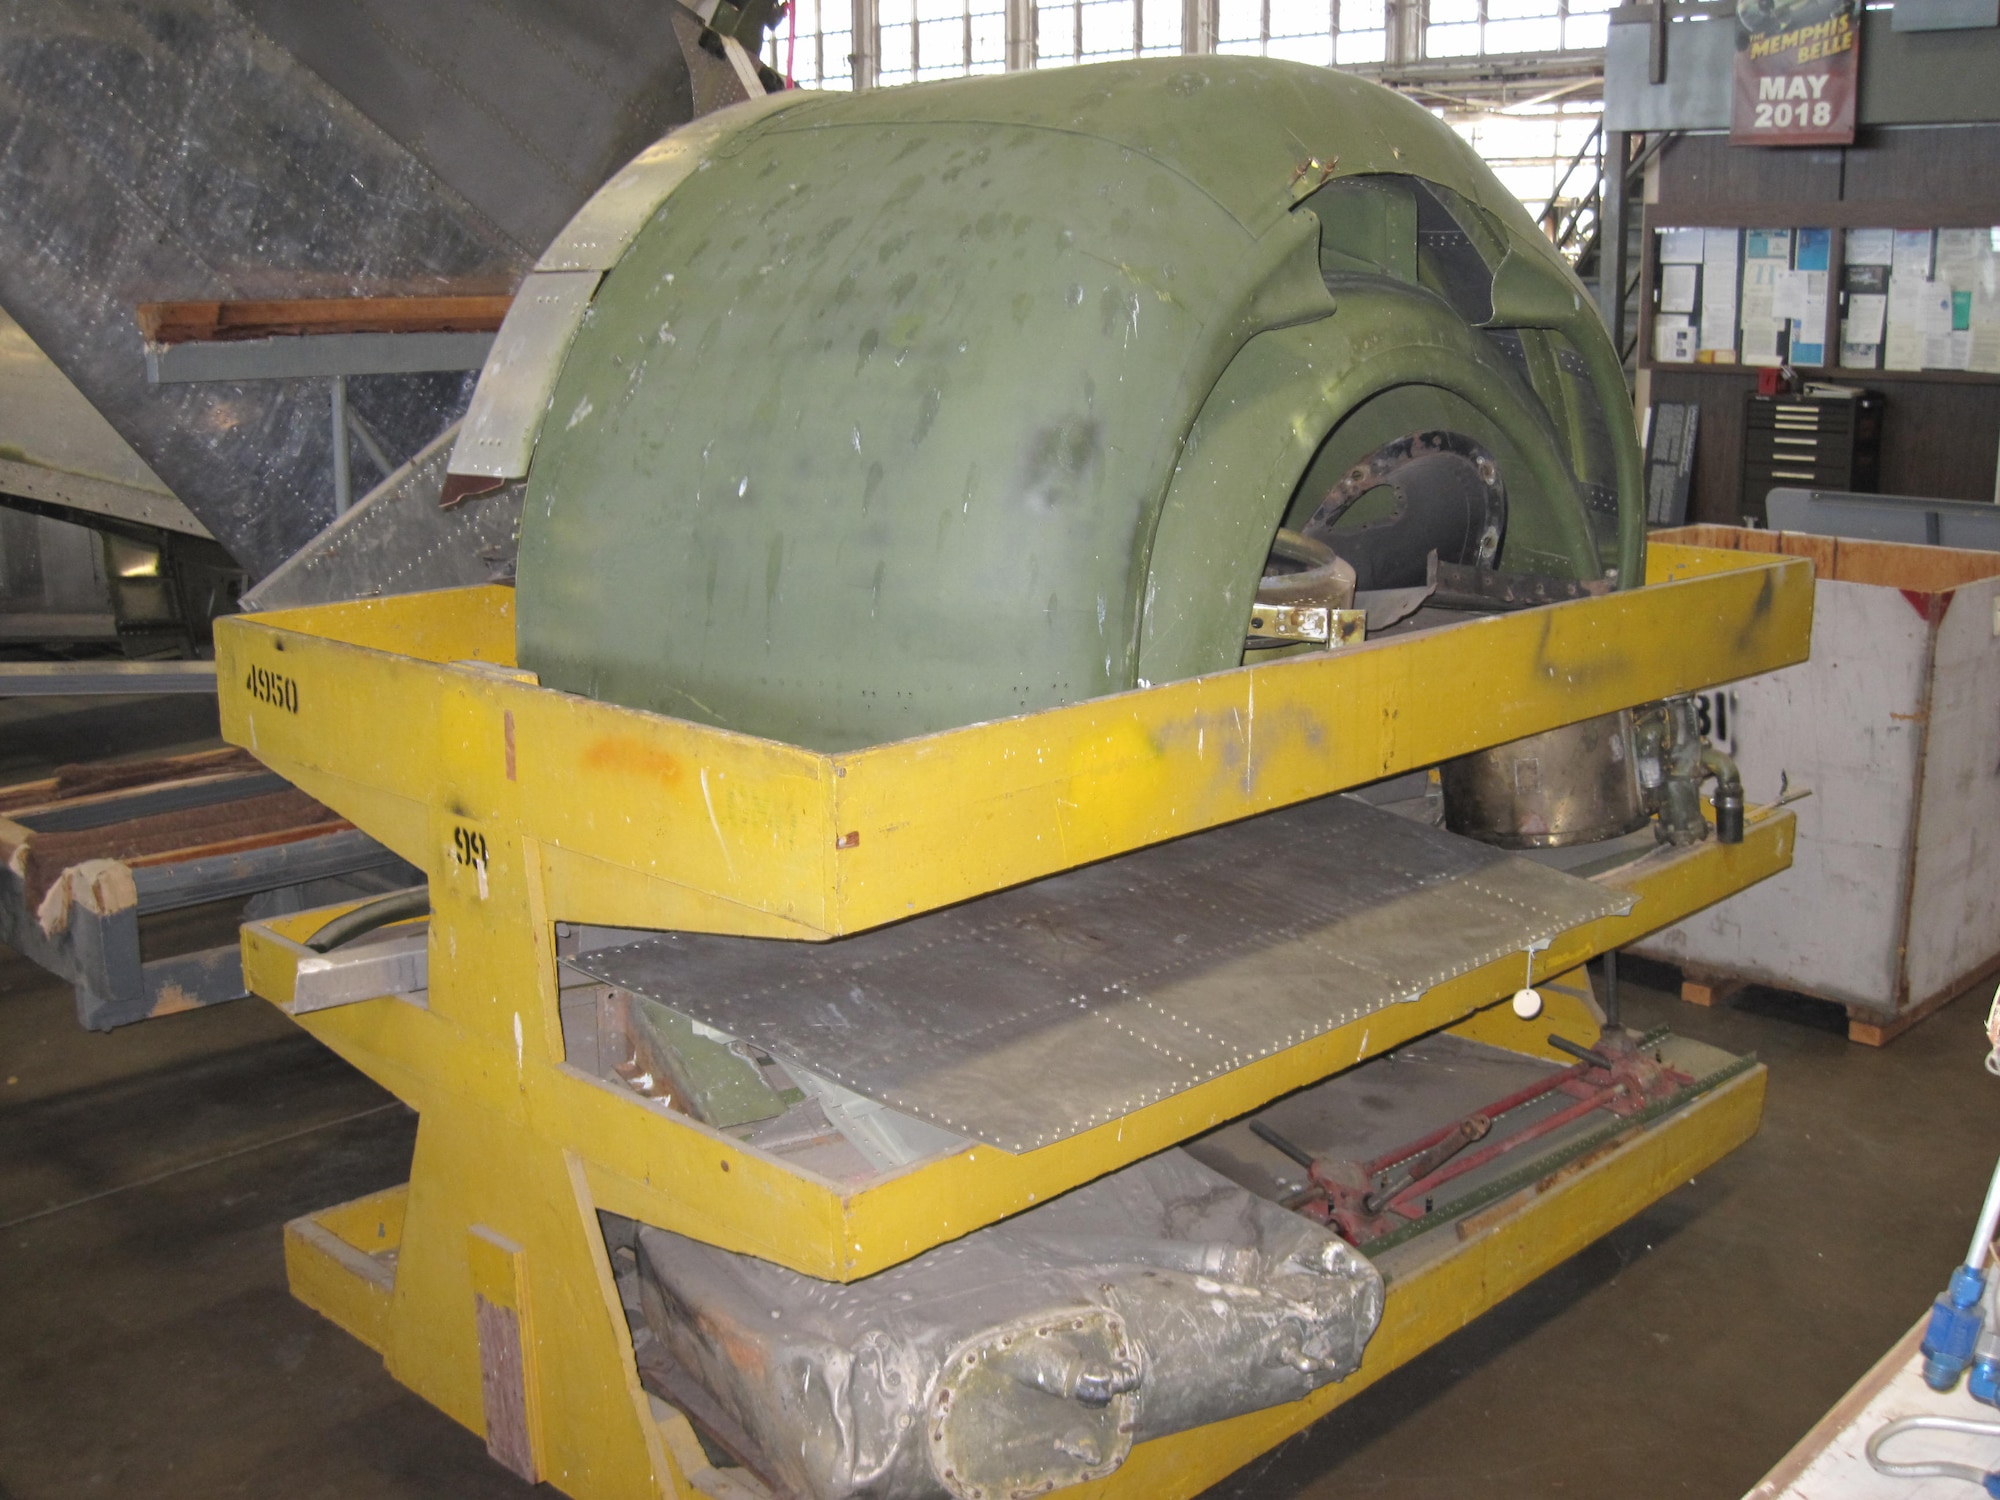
xmin=1634 ymin=525 xmax=2000 ymax=1045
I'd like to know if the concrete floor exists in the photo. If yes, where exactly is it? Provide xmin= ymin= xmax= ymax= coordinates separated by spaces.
xmin=4 ymin=705 xmax=2000 ymax=1499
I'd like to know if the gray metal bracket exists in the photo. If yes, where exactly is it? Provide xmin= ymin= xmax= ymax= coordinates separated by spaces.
xmin=144 ymin=331 xmax=495 ymax=513
xmin=0 ymin=826 xmax=413 ymax=1031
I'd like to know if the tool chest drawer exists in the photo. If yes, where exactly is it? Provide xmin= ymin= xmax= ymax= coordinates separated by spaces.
xmin=1740 ymin=390 xmax=1883 ymax=523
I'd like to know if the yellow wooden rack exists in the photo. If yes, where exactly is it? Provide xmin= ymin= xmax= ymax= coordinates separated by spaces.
xmin=219 ymin=539 xmax=1811 ymax=1499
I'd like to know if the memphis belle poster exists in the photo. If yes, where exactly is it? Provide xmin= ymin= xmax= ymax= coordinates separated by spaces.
xmin=1732 ymin=0 xmax=1859 ymax=147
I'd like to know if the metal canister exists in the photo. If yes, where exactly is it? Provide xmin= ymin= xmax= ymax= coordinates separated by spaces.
xmin=1440 ymin=709 xmax=1649 ymax=849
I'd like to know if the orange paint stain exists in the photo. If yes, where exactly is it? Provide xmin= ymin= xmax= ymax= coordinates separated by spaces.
xmin=581 ymin=737 xmax=684 ymax=787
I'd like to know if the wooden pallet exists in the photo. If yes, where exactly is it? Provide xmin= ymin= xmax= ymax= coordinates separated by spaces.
xmin=1673 ymin=955 xmax=2000 ymax=1048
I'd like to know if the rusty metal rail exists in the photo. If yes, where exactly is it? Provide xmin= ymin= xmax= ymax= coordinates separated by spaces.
xmin=0 ymin=748 xmax=413 ymax=1029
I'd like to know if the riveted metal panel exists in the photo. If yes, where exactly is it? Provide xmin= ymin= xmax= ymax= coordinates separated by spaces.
xmin=535 ymin=93 xmax=808 ymax=274
xmin=569 ymin=795 xmax=1629 ymax=1153
xmin=243 ymin=423 xmax=525 ymax=611
xmin=447 ymin=271 xmax=602 ymax=481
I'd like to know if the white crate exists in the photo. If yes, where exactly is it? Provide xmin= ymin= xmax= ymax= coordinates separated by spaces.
xmin=1634 ymin=526 xmax=2000 ymax=1030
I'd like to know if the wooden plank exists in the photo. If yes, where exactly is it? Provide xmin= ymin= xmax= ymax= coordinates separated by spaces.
xmin=1821 ymin=540 xmax=2000 ymax=593
xmin=1644 ymin=198 xmax=2000 ymax=231
xmin=1650 ymin=133 xmax=1846 ymax=212
xmin=1848 ymin=951 xmax=2000 ymax=1048
xmin=1744 ymin=1319 xmax=1926 ymax=1498
xmin=284 ymin=1215 xmax=397 ymax=1354
xmin=136 ymin=294 xmax=512 ymax=344
xmin=122 ymin=818 xmax=354 ymax=870
xmin=0 ymin=747 xmax=261 ymax=816
xmin=1780 ymin=531 xmax=1840 ymax=578
xmin=469 ymin=1225 xmax=541 ymax=1485
xmin=1681 ymin=970 xmax=1746 ymax=1008
xmin=1839 ymin=123 xmax=2000 ymax=213
xmin=19 ymin=789 xmax=341 ymax=906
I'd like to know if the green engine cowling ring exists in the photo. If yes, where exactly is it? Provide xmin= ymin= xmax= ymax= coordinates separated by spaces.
xmin=515 ymin=58 xmax=1640 ymax=751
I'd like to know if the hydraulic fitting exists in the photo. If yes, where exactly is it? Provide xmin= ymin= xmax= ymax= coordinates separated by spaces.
xmin=1974 ymin=1282 xmax=2000 ymax=1407
xmin=1923 ymin=1264 xmax=1988 ymax=1392
xmin=1701 ymin=745 xmax=1744 ymax=845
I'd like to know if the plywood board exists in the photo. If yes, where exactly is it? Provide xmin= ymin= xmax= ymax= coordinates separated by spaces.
xmin=1634 ymin=576 xmax=1930 ymax=1008
xmin=1905 ymin=575 xmax=2000 ymax=1007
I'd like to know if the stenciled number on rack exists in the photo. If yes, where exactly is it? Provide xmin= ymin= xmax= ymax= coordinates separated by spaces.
xmin=244 ymin=662 xmax=298 ymax=714
xmin=452 ymin=825 xmax=490 ymax=870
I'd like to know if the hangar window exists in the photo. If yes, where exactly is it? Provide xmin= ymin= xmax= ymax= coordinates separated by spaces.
xmin=771 ymin=0 xmax=1608 ymax=271
xmin=1215 ymin=0 xmax=1334 ymax=64
xmin=878 ymin=0 xmax=1006 ymax=82
xmin=1426 ymin=0 xmax=1612 ymax=60
xmin=1034 ymin=0 xmax=1182 ymax=65
xmin=773 ymin=0 xmax=857 ymax=86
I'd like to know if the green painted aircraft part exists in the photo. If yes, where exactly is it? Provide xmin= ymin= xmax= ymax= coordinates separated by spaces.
xmin=516 ymin=57 xmax=1643 ymax=751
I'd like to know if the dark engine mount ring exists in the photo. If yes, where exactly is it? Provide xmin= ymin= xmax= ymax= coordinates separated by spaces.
xmin=1301 ymin=429 xmax=1508 ymax=592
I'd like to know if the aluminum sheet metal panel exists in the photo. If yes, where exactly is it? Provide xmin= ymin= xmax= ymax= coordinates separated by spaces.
xmin=238 ymin=0 xmax=704 ymax=255
xmin=571 ymin=795 xmax=1631 ymax=1153
xmin=449 ymin=271 xmax=603 ymax=481
xmin=0 ymin=0 xmax=742 ymax=577
xmin=534 ymin=93 xmax=806 ymax=275
xmin=240 ymin=424 xmax=524 ymax=611
xmin=0 ymin=0 xmax=522 ymax=576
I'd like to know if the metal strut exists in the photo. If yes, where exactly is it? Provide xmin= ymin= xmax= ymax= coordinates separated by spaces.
xmin=1257 ymin=1028 xmax=1697 ymax=1247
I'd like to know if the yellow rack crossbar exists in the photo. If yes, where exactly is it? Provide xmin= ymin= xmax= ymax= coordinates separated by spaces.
xmin=216 ymin=540 xmax=1809 ymax=942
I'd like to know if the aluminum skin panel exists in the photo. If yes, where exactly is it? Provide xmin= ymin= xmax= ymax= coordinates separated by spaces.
xmin=0 ymin=2 xmax=761 ymax=577
xmin=0 ymin=1 xmax=524 ymax=576
xmin=0 ymin=305 xmax=206 ymax=537
xmin=447 ymin=271 xmax=602 ymax=481
xmin=450 ymin=93 xmax=806 ymax=485
xmin=535 ymin=93 xmax=807 ymax=274
xmin=241 ymin=424 xmax=524 ymax=612
xmin=569 ymin=795 xmax=1630 ymax=1153
xmin=236 ymin=0 xmax=703 ymax=256
xmin=144 ymin=332 xmax=496 ymax=385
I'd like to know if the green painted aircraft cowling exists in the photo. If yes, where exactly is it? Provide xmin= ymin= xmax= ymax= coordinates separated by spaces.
xmin=517 ymin=57 xmax=1641 ymax=752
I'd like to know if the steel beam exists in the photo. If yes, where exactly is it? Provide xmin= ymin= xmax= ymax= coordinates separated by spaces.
xmin=0 ymin=660 xmax=219 ymax=696
xmin=143 ymin=331 xmax=495 ymax=384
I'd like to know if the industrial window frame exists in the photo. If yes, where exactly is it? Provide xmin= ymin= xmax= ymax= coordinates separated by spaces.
xmin=765 ymin=0 xmax=1609 ymax=260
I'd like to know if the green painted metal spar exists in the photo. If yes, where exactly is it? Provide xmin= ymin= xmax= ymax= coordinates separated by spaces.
xmin=515 ymin=58 xmax=1642 ymax=752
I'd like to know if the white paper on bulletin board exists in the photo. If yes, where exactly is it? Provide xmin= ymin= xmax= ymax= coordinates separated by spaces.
xmin=1700 ymin=228 xmax=1741 ymax=356
xmin=1845 ymin=293 xmax=1886 ymax=345
xmin=1660 ymin=263 xmax=1699 ymax=315
xmin=1885 ymin=271 xmax=1930 ymax=371
xmin=1654 ymin=315 xmax=1696 ymax=363
xmin=1739 ymin=233 xmax=1790 ymax=368
xmin=1660 ymin=227 xmax=1705 ymax=263
xmin=1845 ymin=228 xmax=1894 ymax=266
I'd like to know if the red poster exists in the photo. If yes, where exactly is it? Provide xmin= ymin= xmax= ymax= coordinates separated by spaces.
xmin=1731 ymin=0 xmax=1859 ymax=147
